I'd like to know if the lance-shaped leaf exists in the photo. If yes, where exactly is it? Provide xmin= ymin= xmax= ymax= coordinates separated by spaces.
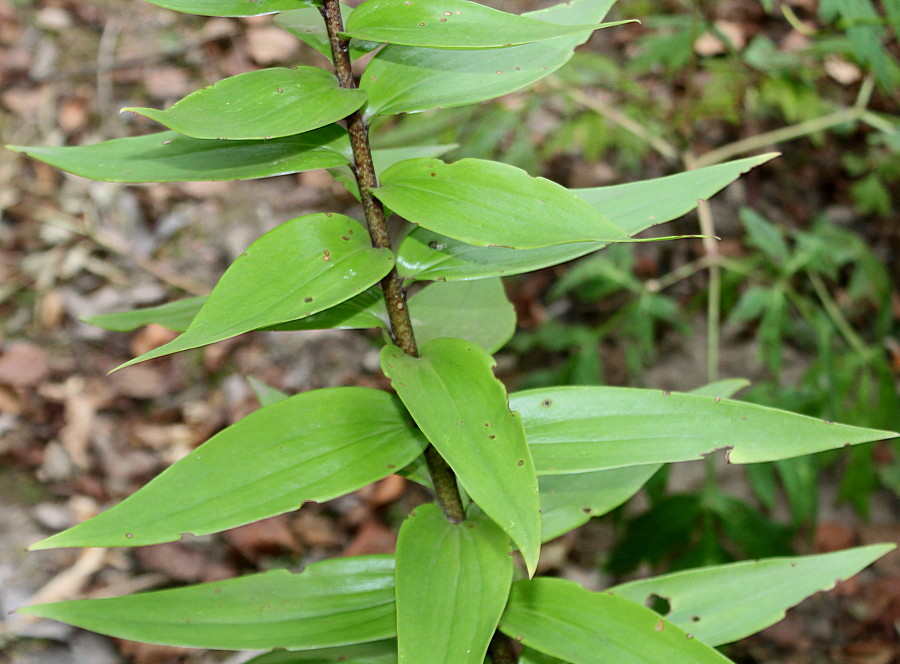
xmin=499 ymin=578 xmax=733 ymax=664
xmin=511 ymin=386 xmax=898 ymax=474
xmin=82 ymin=296 xmax=205 ymax=332
xmin=361 ymin=0 xmax=616 ymax=117
xmin=144 ymin=0 xmax=317 ymax=17
xmin=343 ymin=0 xmax=626 ymax=50
xmin=117 ymin=214 xmax=394 ymax=369
xmin=246 ymin=641 xmax=399 ymax=663
xmin=610 ymin=544 xmax=895 ymax=646
xmin=395 ymin=504 xmax=513 ymax=664
xmin=374 ymin=158 xmax=627 ymax=249
xmin=396 ymin=154 xmax=776 ymax=281
xmin=539 ymin=465 xmax=660 ymax=542
xmin=124 ymin=68 xmax=366 ymax=140
xmin=409 ymin=278 xmax=516 ymax=353
xmin=30 ymin=388 xmax=426 ymax=550
xmin=276 ymin=4 xmax=381 ymax=62
xmin=19 ymin=556 xmax=397 ymax=650
xmin=8 ymin=125 xmax=351 ymax=183
xmin=380 ymin=338 xmax=541 ymax=575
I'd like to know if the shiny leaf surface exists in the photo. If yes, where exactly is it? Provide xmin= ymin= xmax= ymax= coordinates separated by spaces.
xmin=512 ymin=386 xmax=898 ymax=473
xmin=343 ymin=0 xmax=624 ymax=49
xmin=375 ymin=158 xmax=627 ymax=249
xmin=19 ymin=556 xmax=396 ymax=649
xmin=8 ymin=126 xmax=351 ymax=183
xmin=125 ymin=68 xmax=366 ymax=140
xmin=395 ymin=504 xmax=512 ymax=664
xmin=31 ymin=388 xmax=427 ymax=550
xmin=117 ymin=214 xmax=394 ymax=369
xmin=611 ymin=544 xmax=895 ymax=646
xmin=396 ymin=154 xmax=776 ymax=281
xmin=380 ymin=338 xmax=541 ymax=575
xmin=361 ymin=0 xmax=616 ymax=117
xmin=500 ymin=578 xmax=733 ymax=663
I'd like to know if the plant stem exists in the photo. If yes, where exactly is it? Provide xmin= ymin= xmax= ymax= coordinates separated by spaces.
xmin=319 ymin=0 xmax=465 ymax=524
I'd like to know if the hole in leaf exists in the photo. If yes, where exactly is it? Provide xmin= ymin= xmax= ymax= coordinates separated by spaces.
xmin=645 ymin=593 xmax=671 ymax=616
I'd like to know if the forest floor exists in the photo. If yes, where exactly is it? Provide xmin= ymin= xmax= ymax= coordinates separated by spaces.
xmin=0 ymin=0 xmax=897 ymax=663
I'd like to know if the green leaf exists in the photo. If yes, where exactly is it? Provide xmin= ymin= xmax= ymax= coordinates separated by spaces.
xmin=343 ymin=0 xmax=626 ymax=50
xmin=143 ymin=0 xmax=318 ymax=17
xmin=396 ymin=154 xmax=777 ymax=281
xmin=499 ymin=578 xmax=733 ymax=664
xmin=380 ymin=338 xmax=541 ymax=575
xmin=124 ymin=68 xmax=366 ymax=140
xmin=395 ymin=504 xmax=512 ymax=664
xmin=246 ymin=376 xmax=290 ymax=407
xmin=610 ymin=544 xmax=895 ymax=646
xmin=19 ymin=556 xmax=396 ymax=650
xmin=688 ymin=378 xmax=750 ymax=399
xmin=375 ymin=158 xmax=627 ymax=249
xmin=83 ymin=296 xmax=205 ymax=332
xmin=539 ymin=465 xmax=660 ymax=541
xmin=519 ymin=649 xmax=569 ymax=664
xmin=267 ymin=286 xmax=388 ymax=332
xmin=361 ymin=0 xmax=617 ymax=117
xmin=117 ymin=214 xmax=394 ymax=369
xmin=8 ymin=126 xmax=350 ymax=183
xmin=739 ymin=207 xmax=790 ymax=266
xmin=510 ymin=386 xmax=898 ymax=474
xmin=276 ymin=4 xmax=381 ymax=62
xmin=408 ymin=278 xmax=516 ymax=353
xmin=246 ymin=641 xmax=398 ymax=664
xmin=30 ymin=388 xmax=426 ymax=550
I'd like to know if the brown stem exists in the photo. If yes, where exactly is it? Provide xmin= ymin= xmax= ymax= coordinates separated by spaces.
xmin=319 ymin=0 xmax=465 ymax=523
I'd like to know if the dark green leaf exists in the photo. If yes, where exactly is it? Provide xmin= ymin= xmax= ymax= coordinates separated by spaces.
xmin=125 ymin=68 xmax=366 ymax=140
xmin=117 ymin=214 xmax=394 ymax=369
xmin=380 ymin=338 xmax=541 ymax=575
xmin=245 ymin=641 xmax=398 ymax=664
xmin=396 ymin=154 xmax=777 ymax=281
xmin=361 ymin=0 xmax=616 ymax=117
xmin=31 ymin=388 xmax=426 ymax=550
xmin=8 ymin=126 xmax=351 ymax=183
xmin=395 ymin=504 xmax=512 ymax=664
xmin=408 ymin=278 xmax=516 ymax=353
xmin=499 ymin=578 xmax=733 ymax=663
xmin=343 ymin=0 xmax=627 ymax=50
xmin=375 ymin=158 xmax=627 ymax=249
xmin=19 ymin=556 xmax=397 ymax=650
xmin=510 ymin=386 xmax=898 ymax=473
xmin=610 ymin=545 xmax=895 ymax=646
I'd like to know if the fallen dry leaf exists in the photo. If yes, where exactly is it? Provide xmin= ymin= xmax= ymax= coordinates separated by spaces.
xmin=0 ymin=342 xmax=51 ymax=387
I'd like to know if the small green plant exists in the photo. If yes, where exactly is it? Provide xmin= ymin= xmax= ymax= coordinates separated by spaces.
xmin=9 ymin=1 xmax=897 ymax=662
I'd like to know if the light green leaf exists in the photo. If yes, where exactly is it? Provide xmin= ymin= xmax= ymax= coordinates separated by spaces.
xmin=246 ymin=376 xmax=290 ymax=407
xmin=8 ymin=126 xmax=350 ymax=183
xmin=499 ymin=578 xmax=733 ymax=664
xmin=332 ymin=144 xmax=459 ymax=201
xmin=396 ymin=154 xmax=777 ymax=281
xmin=117 ymin=214 xmax=394 ymax=369
xmin=396 ymin=503 xmax=512 ymax=664
xmin=375 ymin=158 xmax=627 ymax=249
xmin=687 ymin=378 xmax=750 ymax=399
xmin=361 ymin=0 xmax=616 ymax=117
xmin=380 ymin=338 xmax=541 ymax=575
xmin=144 ymin=0 xmax=317 ymax=17
xmin=343 ymin=0 xmax=627 ymax=49
xmin=610 ymin=544 xmax=895 ymax=646
xmin=83 ymin=296 xmax=204 ymax=332
xmin=246 ymin=641 xmax=398 ymax=663
xmin=19 ymin=556 xmax=396 ymax=650
xmin=519 ymin=649 xmax=569 ymax=664
xmin=30 ymin=388 xmax=426 ymax=550
xmin=539 ymin=465 xmax=660 ymax=541
xmin=124 ymin=68 xmax=366 ymax=140
xmin=408 ymin=278 xmax=516 ymax=353
xmin=276 ymin=4 xmax=381 ymax=62
xmin=511 ymin=386 xmax=898 ymax=474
